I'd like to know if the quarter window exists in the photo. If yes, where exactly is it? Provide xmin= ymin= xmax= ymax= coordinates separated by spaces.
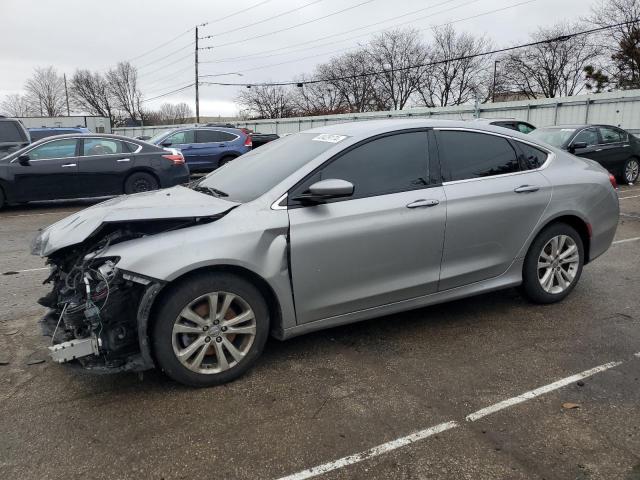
xmin=292 ymin=132 xmax=429 ymax=202
xmin=438 ymin=131 xmax=520 ymax=181
xmin=27 ymin=139 xmax=77 ymax=160
xmin=517 ymin=142 xmax=548 ymax=170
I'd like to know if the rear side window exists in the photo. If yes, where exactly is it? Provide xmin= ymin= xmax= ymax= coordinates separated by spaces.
xmin=517 ymin=142 xmax=548 ymax=170
xmin=438 ymin=131 xmax=520 ymax=181
xmin=196 ymin=130 xmax=238 ymax=143
xmin=493 ymin=122 xmax=516 ymax=131
xmin=517 ymin=123 xmax=535 ymax=134
xmin=293 ymin=131 xmax=429 ymax=202
xmin=83 ymin=138 xmax=127 ymax=156
xmin=0 ymin=121 xmax=27 ymax=142
xmin=598 ymin=126 xmax=624 ymax=144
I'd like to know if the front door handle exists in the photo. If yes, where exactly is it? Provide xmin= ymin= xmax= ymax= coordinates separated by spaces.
xmin=514 ymin=185 xmax=540 ymax=193
xmin=406 ymin=199 xmax=440 ymax=208
xmin=61 ymin=163 xmax=77 ymax=168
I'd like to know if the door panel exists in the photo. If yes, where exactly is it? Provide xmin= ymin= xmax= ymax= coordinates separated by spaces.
xmin=440 ymin=171 xmax=551 ymax=290
xmin=288 ymin=188 xmax=447 ymax=324
xmin=77 ymin=138 xmax=133 ymax=196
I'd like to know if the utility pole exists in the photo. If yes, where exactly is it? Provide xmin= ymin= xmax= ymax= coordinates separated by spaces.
xmin=195 ymin=26 xmax=200 ymax=123
xmin=492 ymin=60 xmax=500 ymax=104
xmin=63 ymin=73 xmax=71 ymax=116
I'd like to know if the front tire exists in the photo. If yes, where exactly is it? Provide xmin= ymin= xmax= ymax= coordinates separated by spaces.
xmin=623 ymin=157 xmax=639 ymax=184
xmin=521 ymin=223 xmax=584 ymax=304
xmin=152 ymin=272 xmax=270 ymax=387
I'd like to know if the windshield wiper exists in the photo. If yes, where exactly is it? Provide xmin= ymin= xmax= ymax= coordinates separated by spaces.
xmin=193 ymin=185 xmax=229 ymax=198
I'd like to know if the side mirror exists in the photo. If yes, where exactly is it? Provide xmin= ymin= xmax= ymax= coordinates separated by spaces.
xmin=294 ymin=179 xmax=354 ymax=203
xmin=569 ymin=141 xmax=588 ymax=152
xmin=18 ymin=154 xmax=30 ymax=166
xmin=160 ymin=141 xmax=172 ymax=147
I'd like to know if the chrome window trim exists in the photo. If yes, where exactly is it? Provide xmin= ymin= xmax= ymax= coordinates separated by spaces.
xmin=10 ymin=136 xmax=143 ymax=162
xmin=271 ymin=192 xmax=288 ymax=210
xmin=433 ymin=127 xmax=554 ymax=186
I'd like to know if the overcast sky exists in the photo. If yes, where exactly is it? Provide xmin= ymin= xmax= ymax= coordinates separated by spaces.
xmin=1 ymin=0 xmax=595 ymax=118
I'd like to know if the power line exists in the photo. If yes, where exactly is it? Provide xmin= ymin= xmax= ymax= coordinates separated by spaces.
xmin=199 ymin=0 xmax=274 ymax=27
xmin=199 ymin=0 xmax=463 ymax=64
xmin=135 ymin=42 xmax=195 ymax=70
xmin=200 ymin=0 xmax=325 ymax=40
xmin=200 ymin=19 xmax=640 ymax=87
xmin=127 ymin=28 xmax=193 ymax=62
xmin=141 ymin=83 xmax=195 ymax=103
xmin=200 ymin=0 xmax=376 ymax=50
xmin=138 ymin=52 xmax=193 ymax=79
xmin=142 ymin=65 xmax=194 ymax=91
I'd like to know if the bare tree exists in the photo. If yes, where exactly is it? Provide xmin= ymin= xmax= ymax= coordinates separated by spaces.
xmin=367 ymin=29 xmax=429 ymax=110
xmin=106 ymin=62 xmax=144 ymax=124
xmin=236 ymin=84 xmax=296 ymax=119
xmin=157 ymin=102 xmax=193 ymax=124
xmin=0 ymin=93 xmax=33 ymax=117
xmin=24 ymin=66 xmax=66 ymax=116
xmin=501 ymin=23 xmax=603 ymax=98
xmin=417 ymin=25 xmax=492 ymax=107
xmin=589 ymin=0 xmax=640 ymax=89
xmin=291 ymin=73 xmax=346 ymax=116
xmin=69 ymin=69 xmax=119 ymax=125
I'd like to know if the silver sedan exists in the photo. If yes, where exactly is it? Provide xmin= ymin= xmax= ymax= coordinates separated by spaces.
xmin=33 ymin=120 xmax=619 ymax=387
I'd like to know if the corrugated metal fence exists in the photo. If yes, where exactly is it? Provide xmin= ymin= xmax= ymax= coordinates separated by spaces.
xmin=114 ymin=89 xmax=640 ymax=138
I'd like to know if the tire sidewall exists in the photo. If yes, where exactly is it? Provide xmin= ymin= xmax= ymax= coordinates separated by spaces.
xmin=152 ymin=272 xmax=270 ymax=387
xmin=125 ymin=172 xmax=159 ymax=194
xmin=522 ymin=223 xmax=584 ymax=304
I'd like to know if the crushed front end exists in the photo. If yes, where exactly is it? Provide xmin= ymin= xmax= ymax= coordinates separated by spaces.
xmin=36 ymin=230 xmax=160 ymax=373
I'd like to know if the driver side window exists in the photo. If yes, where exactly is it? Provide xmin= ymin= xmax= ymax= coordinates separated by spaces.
xmin=27 ymin=139 xmax=78 ymax=160
xmin=290 ymin=131 xmax=430 ymax=205
xmin=573 ymin=128 xmax=599 ymax=146
xmin=166 ymin=130 xmax=195 ymax=145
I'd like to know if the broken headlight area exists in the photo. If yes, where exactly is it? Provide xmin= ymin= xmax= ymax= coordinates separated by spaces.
xmin=38 ymin=232 xmax=153 ymax=372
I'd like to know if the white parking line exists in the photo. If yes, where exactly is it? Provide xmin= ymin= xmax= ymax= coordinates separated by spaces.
xmin=612 ymin=236 xmax=640 ymax=245
xmin=277 ymin=358 xmax=630 ymax=480
xmin=277 ymin=421 xmax=459 ymax=480
xmin=618 ymin=194 xmax=640 ymax=200
xmin=2 ymin=267 xmax=48 ymax=275
xmin=465 ymin=361 xmax=623 ymax=422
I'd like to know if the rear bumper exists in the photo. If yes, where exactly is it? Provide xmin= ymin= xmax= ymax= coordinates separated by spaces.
xmin=161 ymin=165 xmax=191 ymax=187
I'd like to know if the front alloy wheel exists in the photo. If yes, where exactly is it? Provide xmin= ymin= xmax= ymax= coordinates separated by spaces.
xmin=153 ymin=273 xmax=269 ymax=387
xmin=624 ymin=158 xmax=639 ymax=184
xmin=172 ymin=292 xmax=257 ymax=374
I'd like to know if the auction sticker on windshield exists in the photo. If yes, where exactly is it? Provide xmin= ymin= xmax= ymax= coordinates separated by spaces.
xmin=312 ymin=134 xmax=347 ymax=143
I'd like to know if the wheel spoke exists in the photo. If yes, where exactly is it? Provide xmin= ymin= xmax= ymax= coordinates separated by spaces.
xmin=560 ymin=254 xmax=579 ymax=265
xmin=176 ymin=335 xmax=206 ymax=359
xmin=189 ymin=342 xmax=209 ymax=369
xmin=538 ymin=259 xmax=551 ymax=269
xmin=173 ymin=323 xmax=204 ymax=335
xmin=179 ymin=307 xmax=208 ymax=327
xmin=207 ymin=293 xmax=218 ymax=322
xmin=226 ymin=324 xmax=256 ymax=335
xmin=221 ymin=337 xmax=244 ymax=362
xmin=555 ymin=269 xmax=567 ymax=289
xmin=222 ymin=310 xmax=254 ymax=327
xmin=558 ymin=244 xmax=577 ymax=261
xmin=213 ymin=340 xmax=229 ymax=371
xmin=550 ymin=237 xmax=559 ymax=257
xmin=541 ymin=269 xmax=554 ymax=291
xmin=218 ymin=293 xmax=235 ymax=321
xmin=557 ymin=236 xmax=566 ymax=255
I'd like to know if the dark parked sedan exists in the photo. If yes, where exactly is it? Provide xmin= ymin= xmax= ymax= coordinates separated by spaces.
xmin=530 ymin=124 xmax=640 ymax=184
xmin=0 ymin=134 xmax=190 ymax=209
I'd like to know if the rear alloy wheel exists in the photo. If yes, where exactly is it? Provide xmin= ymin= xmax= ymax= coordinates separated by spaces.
xmin=521 ymin=223 xmax=584 ymax=304
xmin=124 ymin=172 xmax=159 ymax=194
xmin=152 ymin=273 xmax=269 ymax=387
xmin=623 ymin=158 xmax=640 ymax=184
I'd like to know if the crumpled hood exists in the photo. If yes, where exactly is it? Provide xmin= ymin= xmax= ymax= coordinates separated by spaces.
xmin=32 ymin=186 xmax=239 ymax=257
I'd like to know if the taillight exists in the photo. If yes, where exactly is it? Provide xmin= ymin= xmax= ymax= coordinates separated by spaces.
xmin=162 ymin=152 xmax=185 ymax=164
xmin=609 ymin=173 xmax=618 ymax=189
xmin=244 ymin=135 xmax=253 ymax=147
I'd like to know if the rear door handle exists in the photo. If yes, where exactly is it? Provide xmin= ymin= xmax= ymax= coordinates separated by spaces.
xmin=514 ymin=185 xmax=540 ymax=193
xmin=406 ymin=199 xmax=440 ymax=208
xmin=117 ymin=158 xmax=131 ymax=162
xmin=61 ymin=163 xmax=76 ymax=168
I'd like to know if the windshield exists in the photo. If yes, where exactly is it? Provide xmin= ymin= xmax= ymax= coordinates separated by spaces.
xmin=197 ymin=133 xmax=343 ymax=202
xmin=0 ymin=121 xmax=28 ymax=143
xmin=529 ymin=128 xmax=576 ymax=148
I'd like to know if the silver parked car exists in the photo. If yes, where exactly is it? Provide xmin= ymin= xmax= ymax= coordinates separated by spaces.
xmin=32 ymin=120 xmax=619 ymax=387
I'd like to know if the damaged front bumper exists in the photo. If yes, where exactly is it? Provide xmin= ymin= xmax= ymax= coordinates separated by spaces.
xmin=39 ymin=263 xmax=164 ymax=374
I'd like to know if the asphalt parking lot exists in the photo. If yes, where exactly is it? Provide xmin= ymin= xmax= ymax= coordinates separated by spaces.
xmin=1 ymin=186 xmax=639 ymax=480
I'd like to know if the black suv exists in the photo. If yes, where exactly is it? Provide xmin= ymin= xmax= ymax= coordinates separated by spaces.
xmin=0 ymin=117 xmax=30 ymax=157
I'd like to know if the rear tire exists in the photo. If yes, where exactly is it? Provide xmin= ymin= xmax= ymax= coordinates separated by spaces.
xmin=124 ymin=172 xmax=159 ymax=194
xmin=623 ymin=157 xmax=639 ymax=184
xmin=521 ymin=223 xmax=584 ymax=304
xmin=152 ymin=272 xmax=270 ymax=387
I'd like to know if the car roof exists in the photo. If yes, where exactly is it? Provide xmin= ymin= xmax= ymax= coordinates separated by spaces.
xmin=470 ymin=118 xmax=530 ymax=123
xmin=27 ymin=133 xmax=144 ymax=144
xmin=537 ymin=124 xmax=623 ymax=130
xmin=165 ymin=126 xmax=244 ymax=134
xmin=29 ymin=126 xmax=89 ymax=131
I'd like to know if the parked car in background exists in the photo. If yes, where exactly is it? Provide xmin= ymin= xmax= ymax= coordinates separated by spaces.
xmin=32 ymin=119 xmax=618 ymax=387
xmin=148 ymin=126 xmax=252 ymax=172
xmin=0 ymin=134 xmax=189 ymax=209
xmin=529 ymin=124 xmax=640 ymax=184
xmin=251 ymin=132 xmax=279 ymax=148
xmin=28 ymin=126 xmax=91 ymax=142
xmin=471 ymin=118 xmax=536 ymax=134
xmin=0 ymin=116 xmax=30 ymax=157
